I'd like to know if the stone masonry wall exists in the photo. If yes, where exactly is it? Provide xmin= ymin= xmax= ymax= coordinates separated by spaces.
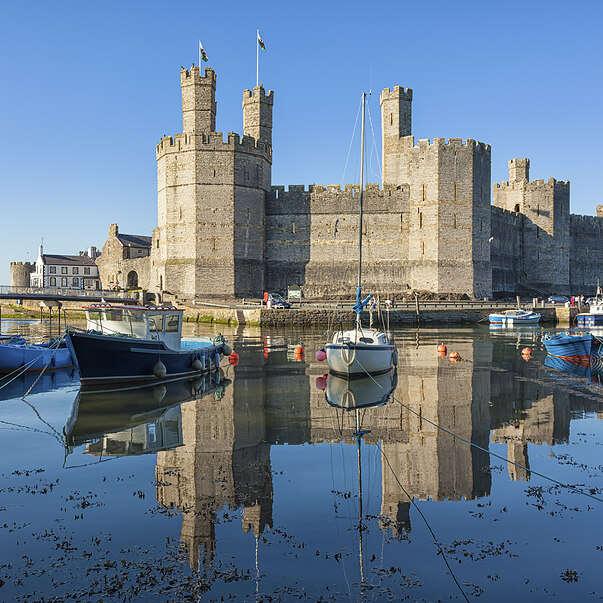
xmin=569 ymin=214 xmax=603 ymax=292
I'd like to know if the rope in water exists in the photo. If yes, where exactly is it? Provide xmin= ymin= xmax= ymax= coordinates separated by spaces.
xmin=353 ymin=356 xmax=603 ymax=505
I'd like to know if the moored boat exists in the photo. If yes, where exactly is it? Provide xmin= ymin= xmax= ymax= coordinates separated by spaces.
xmin=488 ymin=309 xmax=541 ymax=325
xmin=0 ymin=339 xmax=73 ymax=374
xmin=576 ymin=299 xmax=603 ymax=328
xmin=66 ymin=303 xmax=232 ymax=389
xmin=541 ymin=331 xmax=592 ymax=360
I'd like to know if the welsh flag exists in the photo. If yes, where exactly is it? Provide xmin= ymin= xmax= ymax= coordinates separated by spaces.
xmin=257 ymin=30 xmax=266 ymax=51
xmin=199 ymin=41 xmax=209 ymax=62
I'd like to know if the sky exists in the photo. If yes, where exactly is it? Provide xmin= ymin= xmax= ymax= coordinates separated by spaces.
xmin=1 ymin=0 xmax=602 ymax=284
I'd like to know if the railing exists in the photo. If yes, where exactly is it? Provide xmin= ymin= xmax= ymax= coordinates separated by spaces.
xmin=0 ymin=285 xmax=136 ymax=299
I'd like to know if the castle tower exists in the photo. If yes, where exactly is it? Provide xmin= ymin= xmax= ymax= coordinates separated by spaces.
xmin=493 ymin=159 xmax=570 ymax=293
xmin=181 ymin=66 xmax=216 ymax=134
xmin=154 ymin=66 xmax=272 ymax=299
xmin=242 ymin=86 xmax=274 ymax=145
xmin=380 ymin=86 xmax=413 ymax=184
xmin=509 ymin=158 xmax=530 ymax=183
xmin=10 ymin=262 xmax=35 ymax=288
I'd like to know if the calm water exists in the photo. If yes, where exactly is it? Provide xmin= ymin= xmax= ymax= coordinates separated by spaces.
xmin=0 ymin=319 xmax=602 ymax=601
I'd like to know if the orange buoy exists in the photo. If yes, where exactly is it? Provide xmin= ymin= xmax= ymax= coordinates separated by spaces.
xmin=521 ymin=353 xmax=531 ymax=362
xmin=228 ymin=352 xmax=239 ymax=366
xmin=437 ymin=350 xmax=446 ymax=358
xmin=449 ymin=351 xmax=460 ymax=360
xmin=521 ymin=347 xmax=532 ymax=356
xmin=437 ymin=344 xmax=447 ymax=354
xmin=449 ymin=356 xmax=458 ymax=364
xmin=294 ymin=345 xmax=304 ymax=355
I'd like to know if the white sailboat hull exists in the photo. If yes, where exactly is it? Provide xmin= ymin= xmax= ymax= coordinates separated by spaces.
xmin=325 ymin=343 xmax=397 ymax=378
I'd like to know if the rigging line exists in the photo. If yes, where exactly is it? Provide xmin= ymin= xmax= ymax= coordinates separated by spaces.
xmin=0 ymin=350 xmax=55 ymax=391
xmin=22 ymin=330 xmax=68 ymax=401
xmin=354 ymin=356 xmax=603 ymax=505
xmin=365 ymin=102 xmax=382 ymax=185
xmin=340 ymin=98 xmax=363 ymax=189
xmin=368 ymin=433 xmax=470 ymax=603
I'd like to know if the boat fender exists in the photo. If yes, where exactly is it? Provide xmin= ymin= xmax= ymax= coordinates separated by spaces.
xmin=192 ymin=356 xmax=204 ymax=371
xmin=392 ymin=349 xmax=398 ymax=366
xmin=222 ymin=343 xmax=233 ymax=356
xmin=153 ymin=360 xmax=167 ymax=379
xmin=153 ymin=384 xmax=167 ymax=402
xmin=213 ymin=351 xmax=220 ymax=369
xmin=316 ymin=348 xmax=327 ymax=362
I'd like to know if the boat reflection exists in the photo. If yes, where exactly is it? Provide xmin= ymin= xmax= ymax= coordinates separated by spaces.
xmin=324 ymin=368 xmax=397 ymax=409
xmin=64 ymin=371 xmax=230 ymax=459
xmin=544 ymin=354 xmax=603 ymax=384
xmin=0 ymin=368 xmax=78 ymax=402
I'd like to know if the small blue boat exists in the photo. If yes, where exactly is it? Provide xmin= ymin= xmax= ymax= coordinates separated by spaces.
xmin=542 ymin=331 xmax=592 ymax=359
xmin=0 ymin=339 xmax=73 ymax=374
xmin=66 ymin=303 xmax=232 ymax=389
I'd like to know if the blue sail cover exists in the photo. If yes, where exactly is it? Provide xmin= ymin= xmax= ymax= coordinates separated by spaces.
xmin=353 ymin=287 xmax=372 ymax=315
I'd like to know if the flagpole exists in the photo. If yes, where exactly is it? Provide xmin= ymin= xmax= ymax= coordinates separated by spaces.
xmin=199 ymin=40 xmax=201 ymax=70
xmin=256 ymin=29 xmax=259 ymax=87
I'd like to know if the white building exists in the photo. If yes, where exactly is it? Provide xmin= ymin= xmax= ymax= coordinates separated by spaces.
xmin=30 ymin=245 xmax=101 ymax=290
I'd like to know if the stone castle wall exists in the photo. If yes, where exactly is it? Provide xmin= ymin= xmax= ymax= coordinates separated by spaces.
xmin=569 ymin=214 xmax=603 ymax=292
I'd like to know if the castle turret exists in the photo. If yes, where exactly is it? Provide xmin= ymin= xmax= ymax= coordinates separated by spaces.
xmin=181 ymin=66 xmax=216 ymax=134
xmin=509 ymin=158 xmax=530 ymax=182
xmin=380 ymin=86 xmax=413 ymax=184
xmin=242 ymin=85 xmax=274 ymax=146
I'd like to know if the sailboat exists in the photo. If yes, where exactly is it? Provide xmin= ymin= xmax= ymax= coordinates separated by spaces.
xmin=324 ymin=93 xmax=397 ymax=378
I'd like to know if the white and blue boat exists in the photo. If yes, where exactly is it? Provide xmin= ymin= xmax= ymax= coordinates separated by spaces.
xmin=542 ymin=331 xmax=592 ymax=360
xmin=576 ymin=300 xmax=603 ymax=328
xmin=66 ymin=304 xmax=231 ymax=389
xmin=488 ymin=309 xmax=541 ymax=325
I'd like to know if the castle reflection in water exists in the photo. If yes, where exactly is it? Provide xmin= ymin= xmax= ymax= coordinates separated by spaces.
xmin=70 ymin=329 xmax=602 ymax=570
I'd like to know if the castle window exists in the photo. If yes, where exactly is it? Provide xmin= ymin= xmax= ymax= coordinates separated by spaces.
xmin=179 ymin=207 xmax=182 ymax=220
xmin=536 ymin=226 xmax=539 ymax=238
xmin=419 ymin=212 xmax=423 ymax=229
xmin=514 ymin=204 xmax=520 ymax=213
xmin=537 ymin=205 xmax=540 ymax=216
xmin=156 ymin=239 xmax=159 ymax=249
xmin=453 ymin=215 xmax=457 ymax=229
xmin=213 ymin=169 xmax=216 ymax=177
xmin=422 ymin=241 xmax=425 ymax=255
xmin=390 ymin=113 xmax=393 ymax=126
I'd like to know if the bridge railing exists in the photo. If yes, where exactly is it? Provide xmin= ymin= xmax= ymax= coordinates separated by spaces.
xmin=0 ymin=285 xmax=137 ymax=299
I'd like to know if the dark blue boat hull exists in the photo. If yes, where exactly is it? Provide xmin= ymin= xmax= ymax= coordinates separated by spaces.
xmin=66 ymin=330 xmax=223 ymax=389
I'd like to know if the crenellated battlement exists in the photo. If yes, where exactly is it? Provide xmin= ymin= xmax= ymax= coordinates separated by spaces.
xmin=180 ymin=65 xmax=216 ymax=83
xmin=411 ymin=137 xmax=491 ymax=153
xmin=494 ymin=177 xmax=569 ymax=190
xmin=156 ymin=131 xmax=271 ymax=158
xmin=243 ymin=86 xmax=274 ymax=104
xmin=380 ymin=85 xmax=413 ymax=103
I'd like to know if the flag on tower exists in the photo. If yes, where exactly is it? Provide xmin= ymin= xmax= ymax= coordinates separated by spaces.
xmin=257 ymin=31 xmax=266 ymax=51
xmin=199 ymin=40 xmax=209 ymax=62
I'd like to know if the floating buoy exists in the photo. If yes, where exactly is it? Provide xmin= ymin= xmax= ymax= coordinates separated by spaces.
xmin=192 ymin=356 xmax=204 ymax=371
xmin=228 ymin=352 xmax=239 ymax=366
xmin=294 ymin=345 xmax=304 ymax=356
xmin=222 ymin=343 xmax=233 ymax=356
xmin=437 ymin=344 xmax=447 ymax=354
xmin=294 ymin=351 xmax=303 ymax=361
xmin=449 ymin=356 xmax=458 ymax=364
xmin=521 ymin=353 xmax=531 ymax=362
xmin=153 ymin=360 xmax=167 ymax=379
xmin=438 ymin=350 xmax=446 ymax=358
xmin=449 ymin=351 xmax=460 ymax=361
xmin=521 ymin=347 xmax=532 ymax=356
xmin=316 ymin=348 xmax=327 ymax=362
xmin=316 ymin=374 xmax=327 ymax=390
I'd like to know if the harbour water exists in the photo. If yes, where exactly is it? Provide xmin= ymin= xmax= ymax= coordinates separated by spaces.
xmin=0 ymin=320 xmax=602 ymax=600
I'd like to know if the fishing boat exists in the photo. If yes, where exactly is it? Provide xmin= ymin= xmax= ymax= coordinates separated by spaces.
xmin=0 ymin=338 xmax=73 ymax=374
xmin=541 ymin=331 xmax=593 ymax=360
xmin=576 ymin=299 xmax=603 ymax=328
xmin=488 ymin=309 xmax=541 ymax=325
xmin=322 ymin=93 xmax=397 ymax=378
xmin=65 ymin=303 xmax=232 ymax=389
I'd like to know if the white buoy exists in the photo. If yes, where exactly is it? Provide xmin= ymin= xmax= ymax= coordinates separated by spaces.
xmin=192 ymin=357 xmax=204 ymax=371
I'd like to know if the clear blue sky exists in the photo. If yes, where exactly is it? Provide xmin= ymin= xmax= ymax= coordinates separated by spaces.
xmin=1 ymin=0 xmax=601 ymax=284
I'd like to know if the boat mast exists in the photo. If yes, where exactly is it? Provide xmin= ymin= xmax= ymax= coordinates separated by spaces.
xmin=356 ymin=93 xmax=366 ymax=328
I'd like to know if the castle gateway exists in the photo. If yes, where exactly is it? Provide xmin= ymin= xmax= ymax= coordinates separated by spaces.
xmin=95 ymin=66 xmax=603 ymax=301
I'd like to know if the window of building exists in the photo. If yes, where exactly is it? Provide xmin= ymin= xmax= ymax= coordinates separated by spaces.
xmin=73 ymin=267 xmax=79 ymax=274
xmin=49 ymin=266 xmax=56 ymax=274
xmin=61 ymin=267 xmax=68 ymax=274
xmin=61 ymin=277 xmax=67 ymax=287
xmin=72 ymin=277 xmax=79 ymax=287
xmin=84 ymin=267 xmax=90 ymax=275
xmin=50 ymin=277 xmax=56 ymax=286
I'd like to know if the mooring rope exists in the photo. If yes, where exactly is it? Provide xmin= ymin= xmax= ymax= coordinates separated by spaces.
xmin=353 ymin=356 xmax=603 ymax=505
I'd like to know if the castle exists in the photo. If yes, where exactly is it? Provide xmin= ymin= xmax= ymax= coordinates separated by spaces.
xmin=12 ymin=65 xmax=603 ymax=299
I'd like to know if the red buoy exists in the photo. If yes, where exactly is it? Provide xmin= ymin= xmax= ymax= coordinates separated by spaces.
xmin=438 ymin=350 xmax=446 ymax=357
xmin=316 ymin=375 xmax=327 ymax=390
xmin=316 ymin=349 xmax=327 ymax=362
xmin=521 ymin=347 xmax=532 ymax=356
xmin=228 ymin=352 xmax=239 ymax=366
xmin=437 ymin=344 xmax=447 ymax=354
xmin=449 ymin=351 xmax=460 ymax=361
